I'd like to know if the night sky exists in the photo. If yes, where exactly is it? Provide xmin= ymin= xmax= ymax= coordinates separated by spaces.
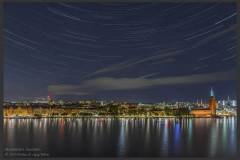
xmin=4 ymin=3 xmax=237 ymax=103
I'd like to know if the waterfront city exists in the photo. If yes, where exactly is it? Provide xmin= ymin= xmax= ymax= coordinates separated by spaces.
xmin=4 ymin=89 xmax=237 ymax=118
xmin=3 ymin=2 xmax=237 ymax=158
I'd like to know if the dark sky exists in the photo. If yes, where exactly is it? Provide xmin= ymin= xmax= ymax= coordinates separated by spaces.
xmin=4 ymin=3 xmax=237 ymax=102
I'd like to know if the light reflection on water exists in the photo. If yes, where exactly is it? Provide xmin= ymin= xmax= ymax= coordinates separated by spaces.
xmin=3 ymin=117 xmax=237 ymax=157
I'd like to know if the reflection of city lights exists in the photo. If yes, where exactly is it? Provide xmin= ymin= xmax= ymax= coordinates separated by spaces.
xmin=3 ymin=116 xmax=238 ymax=157
xmin=161 ymin=119 xmax=169 ymax=156
xmin=118 ymin=119 xmax=127 ymax=156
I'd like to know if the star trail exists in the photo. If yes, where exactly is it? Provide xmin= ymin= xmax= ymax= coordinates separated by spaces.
xmin=4 ymin=2 xmax=237 ymax=102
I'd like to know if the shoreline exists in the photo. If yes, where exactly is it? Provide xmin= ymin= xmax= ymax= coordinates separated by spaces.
xmin=3 ymin=115 xmax=234 ymax=119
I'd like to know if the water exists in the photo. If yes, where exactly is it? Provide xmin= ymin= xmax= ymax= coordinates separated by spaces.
xmin=3 ymin=117 xmax=238 ymax=157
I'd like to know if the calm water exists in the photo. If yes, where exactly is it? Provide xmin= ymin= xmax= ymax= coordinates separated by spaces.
xmin=3 ymin=117 xmax=238 ymax=157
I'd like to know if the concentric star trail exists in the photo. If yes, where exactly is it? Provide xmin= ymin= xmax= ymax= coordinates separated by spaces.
xmin=215 ymin=12 xmax=237 ymax=25
xmin=4 ymin=2 xmax=237 ymax=101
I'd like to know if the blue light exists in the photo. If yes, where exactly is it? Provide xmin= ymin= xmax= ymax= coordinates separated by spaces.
xmin=210 ymin=87 xmax=214 ymax=97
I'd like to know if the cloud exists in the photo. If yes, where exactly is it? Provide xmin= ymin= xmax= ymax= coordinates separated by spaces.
xmin=49 ymin=70 xmax=235 ymax=96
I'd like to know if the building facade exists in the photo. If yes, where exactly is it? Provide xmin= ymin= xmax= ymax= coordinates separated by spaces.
xmin=190 ymin=88 xmax=217 ymax=117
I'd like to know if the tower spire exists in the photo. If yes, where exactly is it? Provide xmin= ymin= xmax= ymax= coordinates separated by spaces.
xmin=210 ymin=87 xmax=214 ymax=97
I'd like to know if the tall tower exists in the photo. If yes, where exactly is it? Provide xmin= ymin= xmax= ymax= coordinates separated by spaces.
xmin=209 ymin=88 xmax=217 ymax=117
xmin=47 ymin=93 xmax=54 ymax=116
xmin=47 ymin=92 xmax=54 ymax=106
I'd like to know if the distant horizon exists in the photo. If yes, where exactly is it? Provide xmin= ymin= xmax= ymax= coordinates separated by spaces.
xmin=4 ymin=95 xmax=237 ymax=104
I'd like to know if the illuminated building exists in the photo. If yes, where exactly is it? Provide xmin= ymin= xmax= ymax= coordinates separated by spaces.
xmin=190 ymin=88 xmax=217 ymax=117
xmin=33 ymin=97 xmax=48 ymax=104
xmin=47 ymin=95 xmax=53 ymax=105
xmin=232 ymin=100 xmax=237 ymax=107
xmin=59 ymin=100 xmax=64 ymax=105
xmin=209 ymin=88 xmax=217 ymax=116
xmin=47 ymin=94 xmax=54 ymax=115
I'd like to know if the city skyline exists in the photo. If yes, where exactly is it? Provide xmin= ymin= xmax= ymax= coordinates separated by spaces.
xmin=3 ymin=88 xmax=238 ymax=104
xmin=4 ymin=3 xmax=237 ymax=102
